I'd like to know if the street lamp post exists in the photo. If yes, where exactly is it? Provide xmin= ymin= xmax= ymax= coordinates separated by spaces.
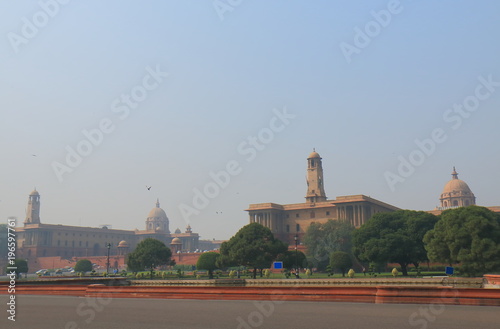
xmin=294 ymin=234 xmax=300 ymax=279
xmin=106 ymin=243 xmax=111 ymax=275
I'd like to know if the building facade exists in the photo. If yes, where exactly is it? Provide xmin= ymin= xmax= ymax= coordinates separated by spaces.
xmin=16 ymin=190 xmax=200 ymax=262
xmin=246 ymin=150 xmax=400 ymax=244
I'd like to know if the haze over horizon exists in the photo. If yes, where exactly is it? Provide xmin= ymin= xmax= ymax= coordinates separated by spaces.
xmin=1 ymin=1 xmax=499 ymax=240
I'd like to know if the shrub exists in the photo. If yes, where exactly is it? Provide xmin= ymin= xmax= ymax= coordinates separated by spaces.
xmin=348 ymin=269 xmax=355 ymax=278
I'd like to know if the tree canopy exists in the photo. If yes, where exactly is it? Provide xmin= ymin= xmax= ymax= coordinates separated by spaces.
xmin=126 ymin=238 xmax=172 ymax=272
xmin=75 ymin=259 xmax=92 ymax=273
xmin=303 ymin=219 xmax=354 ymax=270
xmin=353 ymin=210 xmax=438 ymax=276
xmin=424 ymin=206 xmax=500 ymax=276
xmin=329 ymin=251 xmax=352 ymax=277
xmin=196 ymin=252 xmax=219 ymax=279
xmin=276 ymin=250 xmax=307 ymax=270
xmin=217 ymin=223 xmax=287 ymax=278
xmin=0 ymin=224 xmax=7 ymax=263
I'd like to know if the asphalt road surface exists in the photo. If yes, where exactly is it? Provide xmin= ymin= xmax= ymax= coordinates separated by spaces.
xmin=1 ymin=295 xmax=499 ymax=329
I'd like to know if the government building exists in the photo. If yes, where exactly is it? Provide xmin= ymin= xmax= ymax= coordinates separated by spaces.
xmin=16 ymin=192 xmax=208 ymax=270
xmin=246 ymin=150 xmax=400 ymax=244
xmin=246 ymin=150 xmax=500 ymax=245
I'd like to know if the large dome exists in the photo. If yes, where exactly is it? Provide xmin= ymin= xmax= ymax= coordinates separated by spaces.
xmin=439 ymin=167 xmax=476 ymax=208
xmin=145 ymin=199 xmax=170 ymax=233
xmin=147 ymin=206 xmax=168 ymax=221
xmin=441 ymin=168 xmax=473 ymax=197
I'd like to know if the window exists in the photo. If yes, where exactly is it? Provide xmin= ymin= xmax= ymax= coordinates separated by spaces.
xmin=65 ymin=241 xmax=68 ymax=246
xmin=310 ymin=212 xmax=315 ymax=219
xmin=286 ymin=225 xmax=290 ymax=233
xmin=326 ymin=211 xmax=330 ymax=216
xmin=296 ymin=224 xmax=300 ymax=232
xmin=57 ymin=240 xmax=60 ymax=246
xmin=295 ymin=213 xmax=300 ymax=218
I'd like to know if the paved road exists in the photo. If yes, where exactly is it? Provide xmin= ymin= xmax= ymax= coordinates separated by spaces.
xmin=1 ymin=295 xmax=499 ymax=329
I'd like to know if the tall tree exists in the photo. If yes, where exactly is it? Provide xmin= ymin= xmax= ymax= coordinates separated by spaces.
xmin=424 ymin=206 xmax=500 ymax=276
xmin=276 ymin=250 xmax=307 ymax=270
xmin=353 ymin=210 xmax=438 ymax=276
xmin=329 ymin=251 xmax=352 ymax=277
xmin=0 ymin=224 xmax=7 ymax=263
xmin=303 ymin=220 xmax=354 ymax=270
xmin=196 ymin=252 xmax=219 ymax=279
xmin=9 ymin=259 xmax=28 ymax=278
xmin=218 ymin=223 xmax=287 ymax=279
xmin=126 ymin=238 xmax=172 ymax=273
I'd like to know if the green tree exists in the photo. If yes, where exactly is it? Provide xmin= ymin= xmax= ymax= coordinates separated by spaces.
xmin=330 ymin=251 xmax=352 ymax=277
xmin=6 ymin=259 xmax=29 ymax=278
xmin=0 ymin=224 xmax=7 ymax=266
xmin=127 ymin=238 xmax=172 ymax=275
xmin=303 ymin=220 xmax=354 ymax=270
xmin=353 ymin=210 xmax=438 ymax=276
xmin=74 ymin=259 xmax=92 ymax=274
xmin=217 ymin=223 xmax=288 ymax=279
xmin=196 ymin=252 xmax=219 ymax=279
xmin=276 ymin=250 xmax=307 ymax=270
xmin=424 ymin=206 xmax=500 ymax=276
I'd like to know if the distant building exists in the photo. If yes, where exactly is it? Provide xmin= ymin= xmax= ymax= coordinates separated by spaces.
xmin=429 ymin=167 xmax=499 ymax=215
xmin=438 ymin=167 xmax=476 ymax=209
xmin=17 ymin=190 xmax=200 ymax=262
xmin=246 ymin=150 xmax=400 ymax=244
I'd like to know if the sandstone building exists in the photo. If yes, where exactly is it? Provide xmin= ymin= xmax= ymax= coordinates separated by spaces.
xmin=17 ymin=190 xmax=201 ymax=262
xmin=246 ymin=150 xmax=400 ymax=244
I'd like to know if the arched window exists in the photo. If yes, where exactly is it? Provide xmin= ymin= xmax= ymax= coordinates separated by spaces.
xmin=453 ymin=200 xmax=459 ymax=207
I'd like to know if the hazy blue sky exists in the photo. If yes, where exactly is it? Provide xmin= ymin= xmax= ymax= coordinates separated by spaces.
xmin=1 ymin=1 xmax=499 ymax=240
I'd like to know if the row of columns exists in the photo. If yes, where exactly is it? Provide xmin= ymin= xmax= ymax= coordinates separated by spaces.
xmin=336 ymin=204 xmax=369 ymax=227
xmin=249 ymin=212 xmax=276 ymax=232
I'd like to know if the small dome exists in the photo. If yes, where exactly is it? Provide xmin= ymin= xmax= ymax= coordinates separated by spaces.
xmin=171 ymin=237 xmax=182 ymax=244
xmin=30 ymin=189 xmax=39 ymax=196
xmin=308 ymin=149 xmax=321 ymax=159
xmin=118 ymin=240 xmax=129 ymax=247
xmin=174 ymin=228 xmax=181 ymax=234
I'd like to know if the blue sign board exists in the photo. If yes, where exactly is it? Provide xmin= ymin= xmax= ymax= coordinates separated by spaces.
xmin=445 ymin=266 xmax=454 ymax=275
xmin=273 ymin=261 xmax=283 ymax=269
